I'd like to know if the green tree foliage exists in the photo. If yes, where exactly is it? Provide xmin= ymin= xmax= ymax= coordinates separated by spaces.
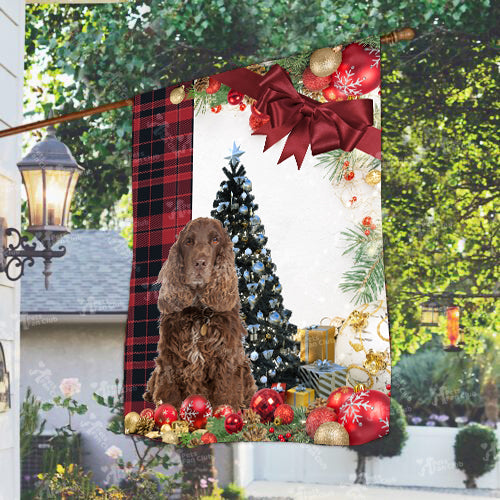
xmin=454 ymin=423 xmax=498 ymax=488
xmin=382 ymin=29 xmax=499 ymax=361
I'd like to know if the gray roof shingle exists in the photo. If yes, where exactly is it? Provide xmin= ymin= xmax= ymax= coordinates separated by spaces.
xmin=21 ymin=230 xmax=132 ymax=314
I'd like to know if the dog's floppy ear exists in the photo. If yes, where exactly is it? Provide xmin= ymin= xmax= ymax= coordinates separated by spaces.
xmin=157 ymin=232 xmax=195 ymax=314
xmin=200 ymin=220 xmax=240 ymax=312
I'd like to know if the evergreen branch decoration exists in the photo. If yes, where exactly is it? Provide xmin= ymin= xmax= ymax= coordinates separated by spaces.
xmin=339 ymin=223 xmax=385 ymax=305
xmin=188 ymin=83 xmax=231 ymax=115
xmin=274 ymin=50 xmax=313 ymax=85
xmin=357 ymin=35 xmax=381 ymax=49
xmin=315 ymin=149 xmax=381 ymax=184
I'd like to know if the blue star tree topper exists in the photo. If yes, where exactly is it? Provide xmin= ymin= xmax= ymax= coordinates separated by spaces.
xmin=225 ymin=142 xmax=245 ymax=166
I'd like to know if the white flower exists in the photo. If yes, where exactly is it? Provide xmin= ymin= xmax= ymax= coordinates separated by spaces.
xmin=59 ymin=378 xmax=81 ymax=398
xmin=105 ymin=445 xmax=123 ymax=460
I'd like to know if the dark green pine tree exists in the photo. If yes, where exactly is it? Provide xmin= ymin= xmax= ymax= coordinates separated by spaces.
xmin=211 ymin=143 xmax=301 ymax=389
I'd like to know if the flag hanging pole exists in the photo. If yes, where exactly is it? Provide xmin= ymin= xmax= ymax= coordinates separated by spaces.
xmin=0 ymin=28 xmax=414 ymax=139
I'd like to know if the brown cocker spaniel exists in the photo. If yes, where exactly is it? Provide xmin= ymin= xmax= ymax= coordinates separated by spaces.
xmin=143 ymin=217 xmax=257 ymax=409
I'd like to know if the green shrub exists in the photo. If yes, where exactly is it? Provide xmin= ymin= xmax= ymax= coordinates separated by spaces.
xmin=454 ymin=423 xmax=498 ymax=488
xmin=222 ymin=482 xmax=247 ymax=499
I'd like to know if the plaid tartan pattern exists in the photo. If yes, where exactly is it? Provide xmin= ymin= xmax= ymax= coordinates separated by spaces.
xmin=124 ymin=84 xmax=194 ymax=414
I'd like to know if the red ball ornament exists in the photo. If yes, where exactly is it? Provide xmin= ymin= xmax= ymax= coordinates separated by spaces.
xmin=239 ymin=103 xmax=247 ymax=111
xmin=386 ymin=384 xmax=391 ymax=390
xmin=249 ymin=113 xmax=270 ymax=132
xmin=344 ymin=171 xmax=355 ymax=181
xmin=201 ymin=432 xmax=218 ymax=444
xmin=331 ymin=43 xmax=380 ymax=97
xmin=338 ymin=390 xmax=390 ymax=446
xmin=140 ymin=408 xmax=154 ymax=420
xmin=224 ymin=413 xmax=244 ymax=434
xmin=327 ymin=386 xmax=354 ymax=412
xmin=206 ymin=77 xmax=221 ymax=94
xmin=154 ymin=404 xmax=178 ymax=427
xmin=213 ymin=404 xmax=234 ymax=420
xmin=322 ymin=84 xmax=347 ymax=102
xmin=302 ymin=66 xmax=331 ymax=91
xmin=211 ymin=105 xmax=222 ymax=114
xmin=362 ymin=216 xmax=373 ymax=227
xmin=227 ymin=88 xmax=244 ymax=105
xmin=274 ymin=404 xmax=294 ymax=425
xmin=365 ymin=229 xmax=371 ymax=236
xmin=269 ymin=427 xmax=274 ymax=433
xmin=305 ymin=407 xmax=337 ymax=439
xmin=179 ymin=395 xmax=212 ymax=430
xmin=250 ymin=389 xmax=283 ymax=423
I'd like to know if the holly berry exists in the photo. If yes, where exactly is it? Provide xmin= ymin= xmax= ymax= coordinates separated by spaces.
xmin=239 ymin=103 xmax=247 ymax=111
xmin=364 ymin=229 xmax=371 ymax=236
xmin=371 ymin=224 xmax=377 ymax=230
xmin=362 ymin=216 xmax=373 ymax=227
xmin=269 ymin=427 xmax=274 ymax=433
xmin=344 ymin=160 xmax=350 ymax=167
xmin=387 ymin=392 xmax=391 ymax=397
xmin=352 ymin=196 xmax=357 ymax=202
xmin=285 ymin=432 xmax=292 ymax=439
xmin=206 ymin=77 xmax=221 ymax=94
xmin=278 ymin=434 xmax=284 ymax=440
xmin=386 ymin=384 xmax=391 ymax=390
xmin=344 ymin=171 xmax=355 ymax=181
xmin=211 ymin=105 xmax=222 ymax=113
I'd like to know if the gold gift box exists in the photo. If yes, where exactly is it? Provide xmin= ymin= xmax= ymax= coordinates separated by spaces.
xmin=285 ymin=386 xmax=315 ymax=407
xmin=296 ymin=321 xmax=337 ymax=363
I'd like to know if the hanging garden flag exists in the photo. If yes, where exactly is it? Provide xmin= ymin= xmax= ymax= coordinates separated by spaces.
xmin=124 ymin=39 xmax=391 ymax=447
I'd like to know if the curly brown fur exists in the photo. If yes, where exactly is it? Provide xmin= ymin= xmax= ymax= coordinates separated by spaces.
xmin=143 ymin=217 xmax=257 ymax=409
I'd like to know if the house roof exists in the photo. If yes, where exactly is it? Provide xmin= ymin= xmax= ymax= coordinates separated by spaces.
xmin=21 ymin=230 xmax=132 ymax=314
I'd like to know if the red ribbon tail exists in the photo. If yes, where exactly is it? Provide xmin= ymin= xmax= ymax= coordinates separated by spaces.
xmin=277 ymin=121 xmax=310 ymax=169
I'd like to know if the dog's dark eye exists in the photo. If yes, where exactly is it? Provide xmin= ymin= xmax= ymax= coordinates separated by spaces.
xmin=211 ymin=236 xmax=219 ymax=244
xmin=185 ymin=238 xmax=194 ymax=246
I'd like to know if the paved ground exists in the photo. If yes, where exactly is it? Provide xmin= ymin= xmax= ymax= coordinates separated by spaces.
xmin=245 ymin=481 xmax=500 ymax=500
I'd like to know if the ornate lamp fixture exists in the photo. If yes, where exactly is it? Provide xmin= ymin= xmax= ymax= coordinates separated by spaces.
xmin=420 ymin=299 xmax=440 ymax=327
xmin=0 ymin=126 xmax=83 ymax=289
xmin=444 ymin=305 xmax=463 ymax=352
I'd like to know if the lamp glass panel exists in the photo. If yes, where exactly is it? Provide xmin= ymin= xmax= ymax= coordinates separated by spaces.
xmin=21 ymin=169 xmax=44 ymax=227
xmin=44 ymin=169 xmax=72 ymax=226
xmin=62 ymin=171 xmax=80 ymax=226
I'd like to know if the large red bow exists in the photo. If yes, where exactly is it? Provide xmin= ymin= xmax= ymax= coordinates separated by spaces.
xmin=251 ymin=65 xmax=374 ymax=168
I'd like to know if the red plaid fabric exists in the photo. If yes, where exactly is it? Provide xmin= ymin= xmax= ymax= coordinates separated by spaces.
xmin=124 ymin=84 xmax=194 ymax=414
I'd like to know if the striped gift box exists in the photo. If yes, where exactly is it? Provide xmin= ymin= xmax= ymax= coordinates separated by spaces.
xmin=299 ymin=361 xmax=347 ymax=399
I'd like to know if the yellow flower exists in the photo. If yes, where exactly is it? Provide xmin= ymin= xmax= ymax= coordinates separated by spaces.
xmin=37 ymin=473 xmax=44 ymax=480
xmin=56 ymin=464 xmax=65 ymax=474
xmin=68 ymin=463 xmax=74 ymax=474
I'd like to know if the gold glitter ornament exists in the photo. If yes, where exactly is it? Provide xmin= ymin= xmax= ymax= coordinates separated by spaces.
xmin=161 ymin=430 xmax=179 ymax=444
xmin=314 ymin=421 xmax=350 ymax=446
xmin=365 ymin=170 xmax=382 ymax=186
xmin=145 ymin=431 xmax=161 ymax=439
xmin=124 ymin=412 xmax=140 ymax=434
xmin=353 ymin=384 xmax=366 ymax=393
xmin=160 ymin=423 xmax=172 ymax=434
xmin=364 ymin=349 xmax=388 ymax=375
xmin=309 ymin=46 xmax=342 ymax=77
xmin=171 ymin=420 xmax=189 ymax=435
xmin=349 ymin=310 xmax=369 ymax=332
xmin=170 ymin=85 xmax=186 ymax=105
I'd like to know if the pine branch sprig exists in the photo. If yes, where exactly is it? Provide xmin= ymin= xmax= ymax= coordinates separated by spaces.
xmin=188 ymin=83 xmax=231 ymax=115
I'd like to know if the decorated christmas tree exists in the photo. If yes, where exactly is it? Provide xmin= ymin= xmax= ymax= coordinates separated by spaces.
xmin=211 ymin=143 xmax=300 ymax=388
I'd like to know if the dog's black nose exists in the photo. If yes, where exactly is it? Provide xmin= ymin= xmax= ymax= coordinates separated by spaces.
xmin=194 ymin=258 xmax=207 ymax=268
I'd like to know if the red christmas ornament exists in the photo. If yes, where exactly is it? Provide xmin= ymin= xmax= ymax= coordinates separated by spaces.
xmin=327 ymin=386 xmax=354 ymax=412
xmin=362 ymin=216 xmax=373 ymax=227
xmin=211 ymin=105 xmax=222 ymax=114
xmin=179 ymin=395 xmax=212 ymax=430
xmin=224 ymin=413 xmax=244 ymax=434
xmin=305 ymin=407 xmax=337 ymax=439
xmin=227 ymin=88 xmax=244 ymax=105
xmin=239 ymin=103 xmax=247 ymax=111
xmin=274 ymin=403 xmax=294 ymax=425
xmin=140 ymin=408 xmax=154 ymax=420
xmin=302 ymin=66 xmax=331 ymax=91
xmin=249 ymin=113 xmax=270 ymax=132
xmin=344 ymin=171 xmax=355 ymax=181
xmin=201 ymin=432 xmax=218 ymax=444
xmin=206 ymin=77 xmax=221 ymax=94
xmin=338 ymin=389 xmax=390 ymax=446
xmin=322 ymin=84 xmax=347 ymax=102
xmin=331 ymin=43 xmax=380 ymax=97
xmin=365 ymin=229 xmax=371 ymax=236
xmin=154 ymin=404 xmax=178 ymax=427
xmin=213 ymin=404 xmax=234 ymax=420
xmin=250 ymin=389 xmax=283 ymax=423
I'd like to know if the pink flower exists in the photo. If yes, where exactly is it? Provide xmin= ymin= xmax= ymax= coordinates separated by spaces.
xmin=59 ymin=378 xmax=81 ymax=398
xmin=200 ymin=478 xmax=208 ymax=489
xmin=105 ymin=445 xmax=123 ymax=460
